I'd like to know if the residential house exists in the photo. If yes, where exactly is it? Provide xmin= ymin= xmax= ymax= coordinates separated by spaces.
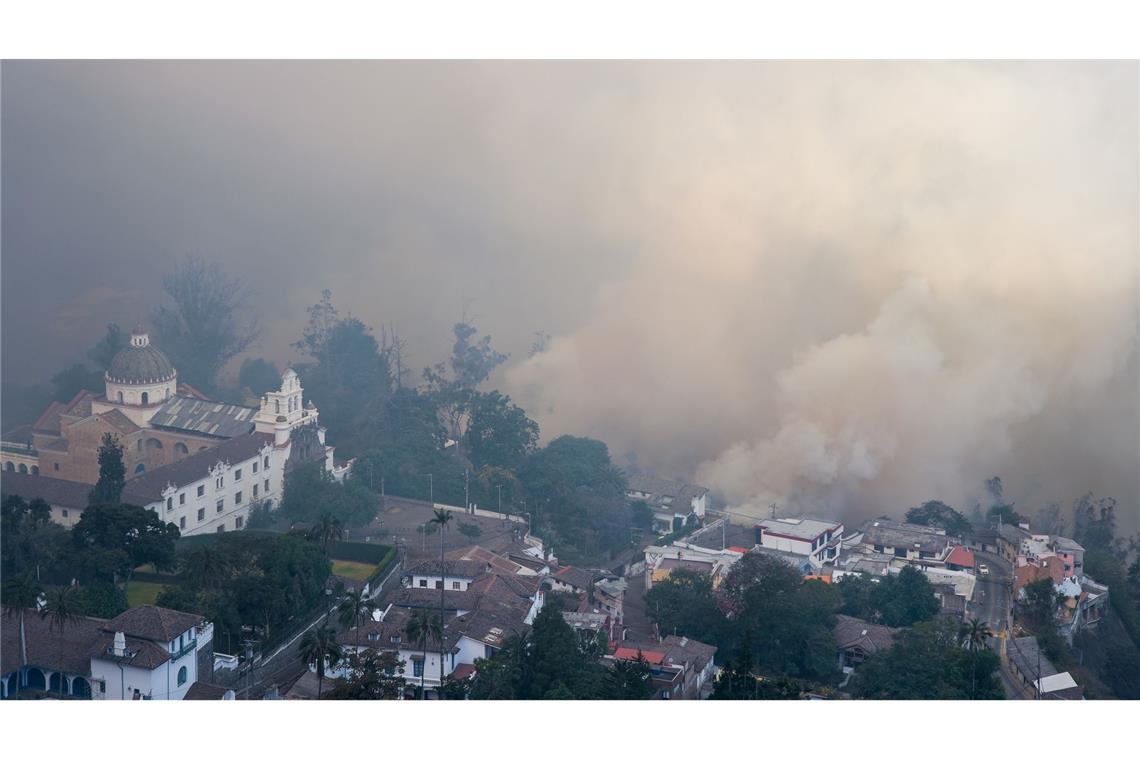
xmin=943 ymin=545 xmax=976 ymax=573
xmin=337 ymin=565 xmax=545 ymax=696
xmin=997 ymin=523 xmax=1030 ymax=564
xmin=1007 ymin=635 xmax=1083 ymax=700
xmin=611 ymin=634 xmax=718 ymax=700
xmin=2 ymin=604 xmax=212 ymax=700
xmin=756 ymin=516 xmax=844 ymax=569
xmin=643 ymin=544 xmax=741 ymax=591
xmin=856 ymin=518 xmax=951 ymax=565
xmin=626 ymin=473 xmax=709 ymax=534
xmin=403 ymin=559 xmax=486 ymax=592
xmin=833 ymin=614 xmax=899 ymax=669
xmin=752 ymin=546 xmax=814 ymax=575
xmin=1049 ymin=536 xmax=1085 ymax=578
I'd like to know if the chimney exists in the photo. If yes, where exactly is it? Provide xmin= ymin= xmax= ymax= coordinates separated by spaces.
xmin=113 ymin=631 xmax=126 ymax=657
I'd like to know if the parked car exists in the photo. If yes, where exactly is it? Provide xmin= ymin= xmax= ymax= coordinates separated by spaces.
xmin=978 ymin=563 xmax=989 ymax=576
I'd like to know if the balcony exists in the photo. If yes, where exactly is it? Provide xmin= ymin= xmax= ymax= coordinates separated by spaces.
xmin=171 ymin=639 xmax=198 ymax=662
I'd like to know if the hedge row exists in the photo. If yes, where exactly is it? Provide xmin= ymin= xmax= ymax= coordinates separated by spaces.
xmin=328 ymin=540 xmax=395 ymax=565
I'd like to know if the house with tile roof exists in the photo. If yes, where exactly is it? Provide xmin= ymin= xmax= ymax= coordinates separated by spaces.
xmin=626 ymin=473 xmax=709 ymax=534
xmin=1 ymin=604 xmax=213 ymax=701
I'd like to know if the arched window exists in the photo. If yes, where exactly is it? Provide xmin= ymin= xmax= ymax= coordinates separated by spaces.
xmin=141 ymin=392 xmax=149 ymax=405
xmin=135 ymin=463 xmax=146 ymax=475
xmin=275 ymin=399 xmax=280 ymax=414
xmin=117 ymin=391 xmax=124 ymax=403
xmin=31 ymin=465 xmax=39 ymax=476
xmin=174 ymin=442 xmax=189 ymax=458
xmin=4 ymin=462 xmax=13 ymax=472
xmin=177 ymin=666 xmax=188 ymax=686
xmin=71 ymin=677 xmax=91 ymax=699
xmin=165 ymin=388 xmax=171 ymax=399
xmin=18 ymin=464 xmax=27 ymax=474
xmin=138 ymin=439 xmax=143 ymax=452
xmin=146 ymin=438 xmax=164 ymax=451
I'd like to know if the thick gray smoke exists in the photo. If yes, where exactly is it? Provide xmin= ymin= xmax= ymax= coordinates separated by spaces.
xmin=3 ymin=61 xmax=1137 ymax=529
xmin=506 ymin=62 xmax=1139 ymax=526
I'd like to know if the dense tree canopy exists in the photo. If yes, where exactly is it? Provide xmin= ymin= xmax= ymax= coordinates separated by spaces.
xmin=71 ymin=503 xmax=180 ymax=583
xmin=838 ymin=567 xmax=941 ymax=627
xmin=156 ymin=532 xmax=330 ymax=653
xmin=852 ymin=617 xmax=1002 ymax=699
xmin=281 ymin=462 xmax=378 ymax=528
xmin=904 ymin=500 xmax=971 ymax=537
xmin=152 ymin=256 xmax=260 ymax=393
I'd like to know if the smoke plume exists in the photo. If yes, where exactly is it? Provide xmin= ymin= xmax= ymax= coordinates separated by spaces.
xmin=506 ymin=62 xmax=1139 ymax=526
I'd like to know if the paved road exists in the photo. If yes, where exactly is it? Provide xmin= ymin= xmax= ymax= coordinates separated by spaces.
xmin=970 ymin=549 xmax=1012 ymax=633
xmin=968 ymin=549 xmax=1029 ymax=700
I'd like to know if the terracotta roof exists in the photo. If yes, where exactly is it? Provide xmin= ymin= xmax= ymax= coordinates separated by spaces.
xmin=553 ymin=566 xmax=597 ymax=590
xmin=456 ymin=545 xmax=528 ymax=575
xmin=450 ymin=663 xmax=477 ymax=680
xmin=184 ymin=682 xmax=232 ymax=700
xmin=121 ymin=434 xmax=269 ymax=504
xmin=945 ymin=545 xmax=975 ymax=568
xmin=106 ymin=605 xmax=203 ymax=642
xmin=88 ymin=632 xmax=172 ymax=668
xmin=99 ymin=408 xmax=141 ymax=435
xmin=404 ymin=559 xmax=486 ymax=579
xmin=0 ymin=609 xmax=107 ymax=677
xmin=31 ymin=401 xmax=66 ymax=434
xmin=613 ymin=646 xmax=667 ymax=665
xmin=1 ymin=472 xmax=91 ymax=511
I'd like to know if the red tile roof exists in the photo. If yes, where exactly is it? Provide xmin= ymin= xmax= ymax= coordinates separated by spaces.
xmin=945 ymin=545 xmax=975 ymax=568
xmin=613 ymin=647 xmax=666 ymax=664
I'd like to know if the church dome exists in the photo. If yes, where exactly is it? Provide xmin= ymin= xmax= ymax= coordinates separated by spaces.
xmin=106 ymin=330 xmax=176 ymax=385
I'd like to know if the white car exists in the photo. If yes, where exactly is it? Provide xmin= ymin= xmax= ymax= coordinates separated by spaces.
xmin=978 ymin=564 xmax=989 ymax=577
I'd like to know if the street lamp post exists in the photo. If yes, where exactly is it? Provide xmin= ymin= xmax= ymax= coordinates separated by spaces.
xmin=427 ymin=474 xmax=433 ymax=505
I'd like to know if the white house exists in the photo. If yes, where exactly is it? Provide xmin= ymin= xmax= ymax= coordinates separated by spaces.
xmin=402 ymin=560 xmax=486 ymax=592
xmin=757 ymin=516 xmax=844 ymax=569
xmin=2 ymin=604 xmax=212 ymax=700
xmin=626 ymin=474 xmax=709 ymax=534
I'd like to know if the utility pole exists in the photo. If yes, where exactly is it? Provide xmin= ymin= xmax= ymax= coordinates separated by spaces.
xmin=497 ymin=484 xmax=502 ymax=516
xmin=464 ymin=468 xmax=470 ymax=513
xmin=428 ymin=473 xmax=433 ymax=505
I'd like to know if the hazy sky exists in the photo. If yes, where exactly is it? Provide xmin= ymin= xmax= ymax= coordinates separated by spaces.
xmin=3 ymin=61 xmax=1137 ymax=528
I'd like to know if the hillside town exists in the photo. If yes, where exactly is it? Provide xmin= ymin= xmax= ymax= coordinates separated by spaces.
xmin=3 ymin=320 xmax=1138 ymax=701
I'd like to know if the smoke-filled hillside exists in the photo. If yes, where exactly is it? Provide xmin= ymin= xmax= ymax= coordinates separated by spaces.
xmin=505 ymin=62 xmax=1139 ymax=526
xmin=3 ymin=61 xmax=1137 ymax=529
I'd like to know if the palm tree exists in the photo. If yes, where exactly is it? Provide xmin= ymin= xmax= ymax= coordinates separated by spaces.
xmin=2 ymin=574 xmax=44 ymax=678
xmin=308 ymin=512 xmax=345 ymax=554
xmin=337 ymin=588 xmax=377 ymax=651
xmin=299 ymin=624 xmax=343 ymax=699
xmin=40 ymin=585 xmax=81 ymax=698
xmin=961 ymin=618 xmax=993 ymax=652
xmin=960 ymin=618 xmax=993 ymax=698
xmin=405 ymin=609 xmax=442 ymax=699
xmin=430 ymin=507 xmax=453 ymax=695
